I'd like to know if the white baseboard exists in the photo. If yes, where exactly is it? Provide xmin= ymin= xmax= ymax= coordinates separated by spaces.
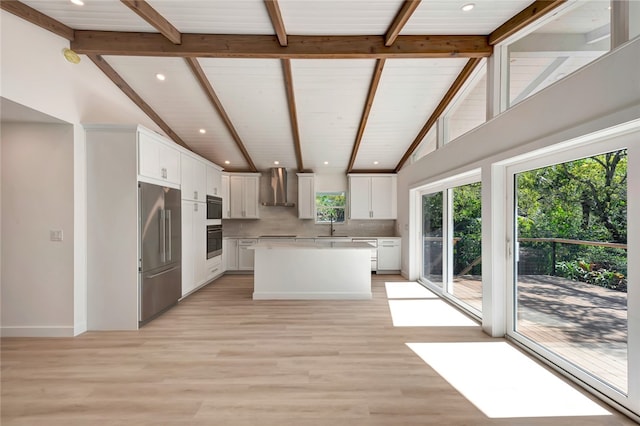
xmin=1 ymin=326 xmax=75 ymax=338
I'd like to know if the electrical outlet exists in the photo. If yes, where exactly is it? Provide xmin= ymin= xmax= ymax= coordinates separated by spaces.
xmin=50 ymin=230 xmax=63 ymax=242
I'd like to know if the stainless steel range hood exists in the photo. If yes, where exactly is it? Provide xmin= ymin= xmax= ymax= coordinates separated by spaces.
xmin=262 ymin=167 xmax=295 ymax=207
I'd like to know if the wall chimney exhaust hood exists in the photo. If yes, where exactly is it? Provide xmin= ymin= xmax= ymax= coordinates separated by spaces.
xmin=262 ymin=167 xmax=295 ymax=207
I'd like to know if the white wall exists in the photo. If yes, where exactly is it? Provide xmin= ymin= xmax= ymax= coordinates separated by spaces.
xmin=397 ymin=37 xmax=640 ymax=335
xmin=1 ymin=123 xmax=76 ymax=336
xmin=0 ymin=10 xmax=176 ymax=336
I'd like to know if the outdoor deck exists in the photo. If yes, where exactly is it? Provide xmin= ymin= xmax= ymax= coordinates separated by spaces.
xmin=452 ymin=275 xmax=628 ymax=392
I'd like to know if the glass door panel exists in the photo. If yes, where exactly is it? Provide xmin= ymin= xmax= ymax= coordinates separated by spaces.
xmin=514 ymin=149 xmax=628 ymax=393
xmin=422 ymin=191 xmax=444 ymax=289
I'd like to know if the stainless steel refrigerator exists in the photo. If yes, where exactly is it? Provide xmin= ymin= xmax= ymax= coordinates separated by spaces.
xmin=139 ymin=182 xmax=182 ymax=324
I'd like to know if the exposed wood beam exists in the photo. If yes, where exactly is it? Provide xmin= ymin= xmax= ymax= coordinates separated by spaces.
xmin=87 ymin=54 xmax=189 ymax=149
xmin=0 ymin=0 xmax=74 ymax=40
xmin=347 ymin=59 xmax=386 ymax=173
xmin=184 ymin=57 xmax=257 ymax=172
xmin=349 ymin=169 xmax=396 ymax=174
xmin=385 ymin=0 xmax=421 ymax=47
xmin=395 ymin=57 xmax=483 ymax=172
xmin=71 ymin=32 xmax=492 ymax=59
xmin=489 ymin=0 xmax=567 ymax=45
xmin=120 ymin=0 xmax=181 ymax=45
xmin=264 ymin=0 xmax=287 ymax=47
xmin=281 ymin=59 xmax=305 ymax=172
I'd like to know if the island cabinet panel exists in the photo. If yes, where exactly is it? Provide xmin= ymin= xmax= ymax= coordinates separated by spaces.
xmin=348 ymin=174 xmax=397 ymax=219
xmin=297 ymin=173 xmax=315 ymax=219
xmin=238 ymin=239 xmax=258 ymax=270
xmin=138 ymin=129 xmax=180 ymax=185
xmin=181 ymin=154 xmax=206 ymax=202
xmin=228 ymin=174 xmax=260 ymax=219
xmin=224 ymin=238 xmax=239 ymax=270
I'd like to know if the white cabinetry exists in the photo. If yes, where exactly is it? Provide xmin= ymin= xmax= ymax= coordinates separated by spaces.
xmin=297 ymin=173 xmax=315 ymax=219
xmin=238 ymin=239 xmax=258 ymax=270
xmin=224 ymin=238 xmax=238 ymax=270
xmin=377 ymin=238 xmax=401 ymax=273
xmin=181 ymin=154 xmax=206 ymax=202
xmin=221 ymin=174 xmax=230 ymax=219
xmin=229 ymin=174 xmax=260 ymax=219
xmin=348 ymin=174 xmax=397 ymax=219
xmin=138 ymin=129 xmax=180 ymax=185
xmin=181 ymin=201 xmax=207 ymax=296
xmin=206 ymin=164 xmax=222 ymax=196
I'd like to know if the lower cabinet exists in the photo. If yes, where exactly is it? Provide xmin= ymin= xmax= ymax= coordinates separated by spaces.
xmin=224 ymin=238 xmax=257 ymax=271
xmin=377 ymin=238 xmax=401 ymax=273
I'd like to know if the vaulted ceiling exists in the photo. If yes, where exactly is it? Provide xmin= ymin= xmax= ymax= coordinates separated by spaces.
xmin=1 ymin=0 xmax=567 ymax=173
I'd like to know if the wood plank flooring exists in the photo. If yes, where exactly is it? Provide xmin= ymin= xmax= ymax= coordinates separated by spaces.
xmin=1 ymin=274 xmax=636 ymax=425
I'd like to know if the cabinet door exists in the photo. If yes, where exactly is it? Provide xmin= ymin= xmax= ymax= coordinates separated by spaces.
xmin=221 ymin=175 xmax=230 ymax=218
xmin=238 ymin=239 xmax=257 ymax=270
xmin=225 ymin=239 xmax=238 ymax=270
xmin=243 ymin=176 xmax=260 ymax=219
xmin=138 ymin=132 xmax=162 ymax=180
xmin=193 ymin=201 xmax=207 ymax=284
xmin=371 ymin=176 xmax=396 ymax=219
xmin=159 ymin=143 xmax=181 ymax=185
xmin=207 ymin=165 xmax=221 ymax=196
xmin=181 ymin=201 xmax=195 ymax=296
xmin=297 ymin=175 xmax=315 ymax=219
xmin=349 ymin=177 xmax=371 ymax=219
xmin=192 ymin=160 xmax=206 ymax=202
xmin=229 ymin=176 xmax=244 ymax=218
xmin=377 ymin=239 xmax=401 ymax=270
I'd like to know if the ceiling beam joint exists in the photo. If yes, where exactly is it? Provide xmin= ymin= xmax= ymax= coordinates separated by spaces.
xmin=120 ymin=0 xmax=182 ymax=44
xmin=385 ymin=0 xmax=421 ymax=47
xmin=264 ymin=0 xmax=288 ymax=47
xmin=489 ymin=0 xmax=567 ymax=45
xmin=0 ymin=0 xmax=75 ymax=40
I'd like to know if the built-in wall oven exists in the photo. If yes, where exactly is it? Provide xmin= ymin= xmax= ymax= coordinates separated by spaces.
xmin=206 ymin=195 xmax=223 ymax=220
xmin=207 ymin=224 xmax=222 ymax=259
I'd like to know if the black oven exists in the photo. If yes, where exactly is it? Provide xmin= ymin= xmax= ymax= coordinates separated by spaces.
xmin=206 ymin=225 xmax=222 ymax=259
xmin=206 ymin=195 xmax=223 ymax=220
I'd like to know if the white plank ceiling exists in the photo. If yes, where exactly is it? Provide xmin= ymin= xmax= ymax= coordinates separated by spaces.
xmin=13 ymin=0 xmax=608 ymax=173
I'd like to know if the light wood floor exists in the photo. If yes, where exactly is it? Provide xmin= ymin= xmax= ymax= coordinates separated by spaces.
xmin=1 ymin=274 xmax=635 ymax=425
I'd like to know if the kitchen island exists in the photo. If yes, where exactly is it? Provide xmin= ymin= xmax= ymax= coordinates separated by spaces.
xmin=250 ymin=240 xmax=373 ymax=300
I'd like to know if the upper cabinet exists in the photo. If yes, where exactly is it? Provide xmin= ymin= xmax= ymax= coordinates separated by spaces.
xmin=221 ymin=174 xmax=230 ymax=219
xmin=228 ymin=173 xmax=260 ymax=219
xmin=206 ymin=164 xmax=222 ymax=196
xmin=297 ymin=173 xmax=315 ymax=220
xmin=138 ymin=129 xmax=180 ymax=185
xmin=181 ymin=154 xmax=206 ymax=202
xmin=348 ymin=174 xmax=397 ymax=220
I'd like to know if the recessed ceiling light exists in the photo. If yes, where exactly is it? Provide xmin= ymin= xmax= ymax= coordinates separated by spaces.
xmin=224 ymin=160 xmax=230 ymax=165
xmin=461 ymin=3 xmax=475 ymax=12
xmin=70 ymin=0 xmax=84 ymax=5
xmin=155 ymin=73 xmax=166 ymax=81
xmin=274 ymin=160 xmax=280 ymax=165
xmin=373 ymin=161 xmax=379 ymax=165
xmin=199 ymin=129 xmax=206 ymax=134
xmin=323 ymin=161 xmax=329 ymax=165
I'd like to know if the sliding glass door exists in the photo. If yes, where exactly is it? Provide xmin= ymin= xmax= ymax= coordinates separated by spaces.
xmin=507 ymin=135 xmax=638 ymax=412
xmin=420 ymin=174 xmax=482 ymax=317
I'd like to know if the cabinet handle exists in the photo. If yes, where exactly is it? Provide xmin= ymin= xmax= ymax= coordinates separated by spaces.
xmin=161 ymin=167 xmax=167 ymax=179
xmin=194 ymin=203 xmax=198 ymax=212
xmin=214 ymin=188 xmax=217 ymax=195
xmin=194 ymin=191 xmax=198 ymax=200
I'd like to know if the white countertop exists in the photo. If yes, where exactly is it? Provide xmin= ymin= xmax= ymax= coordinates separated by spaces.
xmin=248 ymin=241 xmax=375 ymax=250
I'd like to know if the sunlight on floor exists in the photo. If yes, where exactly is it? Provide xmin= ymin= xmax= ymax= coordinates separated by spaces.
xmin=387 ymin=299 xmax=478 ymax=327
xmin=385 ymin=281 xmax=439 ymax=299
xmin=407 ymin=341 xmax=611 ymax=418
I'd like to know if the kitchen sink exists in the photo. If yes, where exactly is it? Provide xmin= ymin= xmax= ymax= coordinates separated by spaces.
xmin=315 ymin=235 xmax=349 ymax=238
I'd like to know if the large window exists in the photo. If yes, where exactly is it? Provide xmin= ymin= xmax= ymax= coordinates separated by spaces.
xmin=420 ymin=174 xmax=482 ymax=316
xmin=315 ymin=192 xmax=346 ymax=224
xmin=506 ymin=134 xmax=638 ymax=412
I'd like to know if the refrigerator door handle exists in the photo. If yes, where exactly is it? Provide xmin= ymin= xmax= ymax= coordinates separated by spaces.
xmin=160 ymin=209 xmax=167 ymax=263
xmin=166 ymin=209 xmax=172 ymax=262
xmin=145 ymin=265 xmax=179 ymax=279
